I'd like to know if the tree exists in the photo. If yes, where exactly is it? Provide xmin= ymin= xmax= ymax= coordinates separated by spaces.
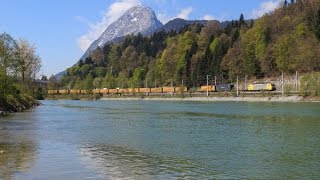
xmin=0 ymin=33 xmax=17 ymax=75
xmin=78 ymin=60 xmax=84 ymax=67
xmin=14 ymin=39 xmax=42 ymax=88
xmin=0 ymin=68 xmax=16 ymax=97
xmin=239 ymin=14 xmax=245 ymax=27
xmin=84 ymin=74 xmax=94 ymax=90
xmin=129 ymin=68 xmax=145 ymax=88
xmin=93 ymin=77 xmax=102 ymax=88
xmin=103 ymin=73 xmax=116 ymax=88
xmin=201 ymin=21 xmax=222 ymax=38
xmin=274 ymin=35 xmax=292 ymax=72
xmin=47 ymin=75 xmax=59 ymax=90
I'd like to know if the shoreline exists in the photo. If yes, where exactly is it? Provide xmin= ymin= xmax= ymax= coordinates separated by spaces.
xmin=0 ymin=96 xmax=40 ymax=116
xmin=100 ymin=96 xmax=320 ymax=103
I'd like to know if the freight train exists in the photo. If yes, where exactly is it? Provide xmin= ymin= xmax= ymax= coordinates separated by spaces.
xmin=48 ymin=87 xmax=188 ymax=95
xmin=48 ymin=83 xmax=276 ymax=95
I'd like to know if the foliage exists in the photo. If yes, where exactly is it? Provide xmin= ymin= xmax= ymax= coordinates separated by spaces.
xmin=300 ymin=72 xmax=320 ymax=97
xmin=0 ymin=32 xmax=43 ymax=111
xmin=60 ymin=0 xmax=320 ymax=90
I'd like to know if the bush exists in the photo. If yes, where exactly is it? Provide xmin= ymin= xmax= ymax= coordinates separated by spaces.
xmin=300 ymin=72 xmax=320 ymax=97
xmin=284 ymin=84 xmax=292 ymax=96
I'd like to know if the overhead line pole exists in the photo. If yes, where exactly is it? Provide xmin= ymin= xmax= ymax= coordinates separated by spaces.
xmin=207 ymin=75 xmax=211 ymax=97
xmin=282 ymin=71 xmax=284 ymax=96
xmin=237 ymin=76 xmax=239 ymax=97
xmin=296 ymin=71 xmax=298 ymax=91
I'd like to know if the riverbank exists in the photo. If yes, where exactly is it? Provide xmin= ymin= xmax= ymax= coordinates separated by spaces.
xmin=100 ymin=95 xmax=320 ymax=102
xmin=0 ymin=94 xmax=40 ymax=116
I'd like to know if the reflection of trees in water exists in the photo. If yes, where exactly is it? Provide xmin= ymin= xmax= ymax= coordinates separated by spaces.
xmin=0 ymin=142 xmax=36 ymax=180
xmin=0 ymin=134 xmax=37 ymax=180
xmin=80 ymin=145 xmax=222 ymax=179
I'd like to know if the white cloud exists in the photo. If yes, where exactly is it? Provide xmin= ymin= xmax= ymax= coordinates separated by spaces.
xmin=177 ymin=7 xmax=193 ymax=19
xmin=203 ymin=14 xmax=215 ymax=20
xmin=157 ymin=12 xmax=172 ymax=24
xmin=77 ymin=0 xmax=141 ymax=52
xmin=251 ymin=0 xmax=281 ymax=19
xmin=157 ymin=6 xmax=193 ymax=24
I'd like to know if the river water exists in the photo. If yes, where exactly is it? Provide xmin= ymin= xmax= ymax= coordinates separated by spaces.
xmin=0 ymin=100 xmax=319 ymax=179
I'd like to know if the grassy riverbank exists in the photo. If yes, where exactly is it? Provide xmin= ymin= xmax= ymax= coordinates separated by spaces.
xmin=45 ymin=93 xmax=100 ymax=100
xmin=45 ymin=91 xmax=320 ymax=102
xmin=0 ymin=94 xmax=40 ymax=115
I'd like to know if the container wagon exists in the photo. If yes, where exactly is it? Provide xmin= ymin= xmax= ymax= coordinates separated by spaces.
xmin=48 ymin=90 xmax=59 ymax=94
xmin=150 ymin=88 xmax=163 ymax=93
xmin=162 ymin=87 xmax=175 ymax=93
xmin=199 ymin=86 xmax=216 ymax=92
xmin=139 ymin=88 xmax=151 ymax=93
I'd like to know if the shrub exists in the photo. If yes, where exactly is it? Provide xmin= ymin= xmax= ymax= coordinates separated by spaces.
xmin=300 ymin=72 xmax=320 ymax=97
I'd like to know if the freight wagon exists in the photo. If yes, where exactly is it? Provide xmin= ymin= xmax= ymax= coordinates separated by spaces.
xmin=139 ymin=88 xmax=151 ymax=93
xmin=215 ymin=84 xmax=234 ymax=92
xmin=48 ymin=90 xmax=59 ymax=94
xmin=162 ymin=87 xmax=175 ymax=93
xmin=199 ymin=86 xmax=216 ymax=92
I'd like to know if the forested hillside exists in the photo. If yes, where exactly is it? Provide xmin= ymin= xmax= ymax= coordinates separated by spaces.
xmin=57 ymin=0 xmax=320 ymax=90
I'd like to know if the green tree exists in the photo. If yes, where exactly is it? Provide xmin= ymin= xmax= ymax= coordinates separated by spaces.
xmin=0 ymin=68 xmax=16 ymax=99
xmin=84 ymin=74 xmax=94 ymax=90
xmin=274 ymin=35 xmax=292 ymax=72
xmin=103 ymin=73 xmax=116 ymax=88
xmin=0 ymin=33 xmax=17 ymax=75
xmin=239 ymin=14 xmax=245 ymax=27
xmin=93 ymin=77 xmax=103 ymax=88
xmin=129 ymin=68 xmax=145 ymax=88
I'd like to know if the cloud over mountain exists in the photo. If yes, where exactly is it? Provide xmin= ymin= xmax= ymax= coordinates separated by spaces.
xmin=77 ymin=0 xmax=141 ymax=52
xmin=251 ymin=0 xmax=280 ymax=18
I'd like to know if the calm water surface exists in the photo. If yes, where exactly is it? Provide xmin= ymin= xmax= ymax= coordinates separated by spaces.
xmin=0 ymin=100 xmax=319 ymax=179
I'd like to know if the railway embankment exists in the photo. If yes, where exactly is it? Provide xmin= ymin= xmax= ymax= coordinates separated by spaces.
xmin=46 ymin=91 xmax=320 ymax=103
xmin=0 ymin=94 xmax=40 ymax=116
xmin=100 ymin=95 xmax=320 ymax=103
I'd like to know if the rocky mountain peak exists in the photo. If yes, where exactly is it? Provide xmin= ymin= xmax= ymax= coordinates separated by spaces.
xmin=81 ymin=5 xmax=163 ymax=60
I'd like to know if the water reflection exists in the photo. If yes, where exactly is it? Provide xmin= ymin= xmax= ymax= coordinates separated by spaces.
xmin=0 ymin=141 xmax=36 ymax=180
xmin=0 ymin=117 xmax=37 ymax=180
xmin=79 ymin=144 xmax=228 ymax=179
xmin=0 ymin=101 xmax=319 ymax=179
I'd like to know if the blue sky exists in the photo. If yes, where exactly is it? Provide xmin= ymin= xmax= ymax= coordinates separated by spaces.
xmin=0 ymin=0 xmax=281 ymax=76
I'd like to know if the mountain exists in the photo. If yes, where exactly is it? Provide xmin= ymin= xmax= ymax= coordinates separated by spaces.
xmin=159 ymin=18 xmax=249 ymax=33
xmin=81 ymin=5 xmax=163 ymax=60
xmin=58 ymin=1 xmax=320 ymax=90
xmin=160 ymin=18 xmax=208 ymax=32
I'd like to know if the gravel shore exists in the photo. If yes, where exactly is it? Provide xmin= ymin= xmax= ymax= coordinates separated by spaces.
xmin=100 ymin=95 xmax=319 ymax=102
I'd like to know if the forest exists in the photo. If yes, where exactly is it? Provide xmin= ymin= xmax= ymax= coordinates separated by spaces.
xmin=55 ymin=0 xmax=320 ymax=91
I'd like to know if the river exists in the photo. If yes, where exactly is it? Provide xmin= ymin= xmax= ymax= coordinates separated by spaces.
xmin=0 ymin=100 xmax=319 ymax=179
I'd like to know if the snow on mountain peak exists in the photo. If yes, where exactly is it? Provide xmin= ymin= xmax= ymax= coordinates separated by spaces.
xmin=81 ymin=5 xmax=163 ymax=60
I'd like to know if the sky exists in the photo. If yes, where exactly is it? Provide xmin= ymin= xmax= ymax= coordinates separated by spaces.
xmin=0 ymin=0 xmax=282 ymax=76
